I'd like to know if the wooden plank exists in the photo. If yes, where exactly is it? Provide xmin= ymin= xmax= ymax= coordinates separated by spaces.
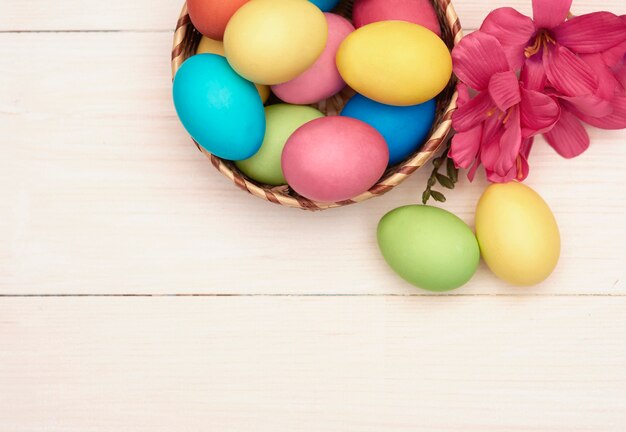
xmin=1 ymin=0 xmax=625 ymax=31
xmin=1 ymin=296 xmax=626 ymax=431
xmin=1 ymin=31 xmax=625 ymax=295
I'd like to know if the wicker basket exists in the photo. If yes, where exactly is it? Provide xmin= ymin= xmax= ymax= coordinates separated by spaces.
xmin=171 ymin=0 xmax=463 ymax=210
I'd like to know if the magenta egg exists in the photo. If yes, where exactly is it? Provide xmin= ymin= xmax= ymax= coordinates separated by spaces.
xmin=282 ymin=117 xmax=389 ymax=202
xmin=352 ymin=0 xmax=441 ymax=36
xmin=272 ymin=13 xmax=354 ymax=105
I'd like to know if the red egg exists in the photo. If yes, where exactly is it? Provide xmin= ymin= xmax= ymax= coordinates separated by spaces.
xmin=187 ymin=0 xmax=249 ymax=40
xmin=282 ymin=117 xmax=389 ymax=202
xmin=352 ymin=0 xmax=441 ymax=36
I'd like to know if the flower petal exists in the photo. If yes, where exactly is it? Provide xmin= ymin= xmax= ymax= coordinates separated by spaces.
xmin=601 ymin=40 xmax=626 ymax=68
xmin=482 ymin=107 xmax=522 ymax=176
xmin=457 ymin=83 xmax=471 ymax=105
xmin=532 ymin=0 xmax=572 ymax=30
xmin=543 ymin=109 xmax=590 ymax=158
xmin=481 ymin=113 xmax=503 ymax=145
xmin=543 ymin=44 xmax=599 ymax=96
xmin=560 ymin=94 xmax=613 ymax=117
xmin=581 ymin=52 xmax=619 ymax=99
xmin=481 ymin=129 xmax=505 ymax=174
xmin=617 ymin=66 xmax=626 ymax=90
xmin=452 ymin=32 xmax=511 ymax=91
xmin=520 ymin=88 xmax=560 ymax=137
xmin=452 ymin=92 xmax=492 ymax=132
xmin=497 ymin=108 xmax=523 ymax=175
xmin=488 ymin=71 xmax=521 ymax=112
xmin=486 ymin=167 xmax=517 ymax=183
xmin=521 ymin=57 xmax=547 ymax=91
xmin=572 ymin=94 xmax=626 ymax=129
xmin=515 ymin=138 xmax=533 ymax=182
xmin=480 ymin=7 xmax=535 ymax=69
xmin=450 ymin=126 xmax=482 ymax=169
xmin=467 ymin=158 xmax=482 ymax=181
xmin=553 ymin=12 xmax=626 ymax=54
xmin=487 ymin=138 xmax=534 ymax=183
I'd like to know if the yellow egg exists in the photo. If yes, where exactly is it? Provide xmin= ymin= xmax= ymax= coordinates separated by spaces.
xmin=476 ymin=182 xmax=561 ymax=286
xmin=197 ymin=36 xmax=270 ymax=104
xmin=197 ymin=36 xmax=226 ymax=56
xmin=223 ymin=0 xmax=328 ymax=85
xmin=336 ymin=21 xmax=452 ymax=106
xmin=255 ymin=83 xmax=271 ymax=104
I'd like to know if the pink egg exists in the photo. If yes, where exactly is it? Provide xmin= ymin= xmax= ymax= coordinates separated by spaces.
xmin=272 ymin=13 xmax=354 ymax=105
xmin=282 ymin=117 xmax=389 ymax=202
xmin=352 ymin=0 xmax=441 ymax=36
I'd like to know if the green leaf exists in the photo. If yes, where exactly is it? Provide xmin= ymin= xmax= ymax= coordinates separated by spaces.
xmin=430 ymin=190 xmax=447 ymax=203
xmin=427 ymin=176 xmax=436 ymax=188
xmin=433 ymin=157 xmax=444 ymax=169
xmin=436 ymin=173 xmax=455 ymax=190
xmin=447 ymin=157 xmax=458 ymax=183
xmin=422 ymin=189 xmax=431 ymax=204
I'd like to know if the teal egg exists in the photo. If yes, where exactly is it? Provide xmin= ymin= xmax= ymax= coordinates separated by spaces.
xmin=377 ymin=205 xmax=480 ymax=292
xmin=173 ymin=54 xmax=266 ymax=161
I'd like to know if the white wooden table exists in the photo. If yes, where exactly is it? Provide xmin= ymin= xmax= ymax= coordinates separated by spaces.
xmin=1 ymin=1 xmax=626 ymax=430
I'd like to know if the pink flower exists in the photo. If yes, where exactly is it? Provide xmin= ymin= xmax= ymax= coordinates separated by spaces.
xmin=450 ymin=1 xmax=626 ymax=184
xmin=574 ymin=18 xmax=626 ymax=130
xmin=480 ymin=0 xmax=626 ymax=130
xmin=517 ymin=60 xmax=590 ymax=158
xmin=449 ymin=32 xmax=560 ymax=182
xmin=480 ymin=0 xmax=626 ymax=80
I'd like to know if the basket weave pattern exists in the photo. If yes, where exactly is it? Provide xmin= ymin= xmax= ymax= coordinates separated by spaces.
xmin=171 ymin=0 xmax=463 ymax=210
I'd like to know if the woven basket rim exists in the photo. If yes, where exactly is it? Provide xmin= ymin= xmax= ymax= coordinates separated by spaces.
xmin=171 ymin=0 xmax=463 ymax=210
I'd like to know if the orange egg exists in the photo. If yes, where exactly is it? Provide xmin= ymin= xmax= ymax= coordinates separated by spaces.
xmin=187 ymin=0 xmax=249 ymax=40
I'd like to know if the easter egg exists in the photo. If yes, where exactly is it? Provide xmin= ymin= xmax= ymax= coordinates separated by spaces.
xmin=197 ymin=37 xmax=270 ymax=103
xmin=223 ymin=0 xmax=328 ymax=85
xmin=187 ymin=0 xmax=249 ymax=40
xmin=309 ymin=0 xmax=340 ymax=11
xmin=236 ymin=104 xmax=324 ymax=186
xmin=255 ymin=83 xmax=271 ymax=105
xmin=173 ymin=54 xmax=265 ymax=161
xmin=353 ymin=0 xmax=441 ymax=36
xmin=282 ymin=117 xmax=388 ymax=202
xmin=341 ymin=94 xmax=436 ymax=165
xmin=336 ymin=21 xmax=452 ymax=106
xmin=272 ymin=13 xmax=354 ymax=105
xmin=476 ymin=182 xmax=561 ymax=286
xmin=377 ymin=205 xmax=480 ymax=292
xmin=197 ymin=36 xmax=226 ymax=56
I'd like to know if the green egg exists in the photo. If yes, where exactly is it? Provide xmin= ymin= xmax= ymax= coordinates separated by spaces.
xmin=377 ymin=205 xmax=480 ymax=292
xmin=235 ymin=104 xmax=324 ymax=186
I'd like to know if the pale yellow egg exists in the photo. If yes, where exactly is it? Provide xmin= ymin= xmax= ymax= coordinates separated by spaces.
xmin=336 ymin=21 xmax=452 ymax=106
xmin=197 ymin=36 xmax=226 ymax=56
xmin=476 ymin=182 xmax=561 ymax=286
xmin=223 ymin=0 xmax=328 ymax=85
xmin=196 ymin=36 xmax=270 ymax=103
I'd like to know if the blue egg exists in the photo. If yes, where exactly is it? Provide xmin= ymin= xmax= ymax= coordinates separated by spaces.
xmin=173 ymin=54 xmax=265 ymax=161
xmin=341 ymin=94 xmax=437 ymax=165
xmin=308 ymin=0 xmax=340 ymax=11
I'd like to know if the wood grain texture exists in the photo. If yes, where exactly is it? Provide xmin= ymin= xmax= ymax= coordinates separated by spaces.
xmin=1 ymin=30 xmax=625 ymax=294
xmin=1 ymin=1 xmax=626 ymax=431
xmin=1 ymin=297 xmax=626 ymax=432
xmin=1 ymin=0 xmax=625 ymax=31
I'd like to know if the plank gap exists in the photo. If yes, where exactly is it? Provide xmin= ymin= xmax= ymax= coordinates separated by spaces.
xmin=1 ymin=293 xmax=626 ymax=298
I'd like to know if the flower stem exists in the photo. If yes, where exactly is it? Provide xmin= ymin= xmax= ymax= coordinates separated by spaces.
xmin=421 ymin=141 xmax=459 ymax=205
